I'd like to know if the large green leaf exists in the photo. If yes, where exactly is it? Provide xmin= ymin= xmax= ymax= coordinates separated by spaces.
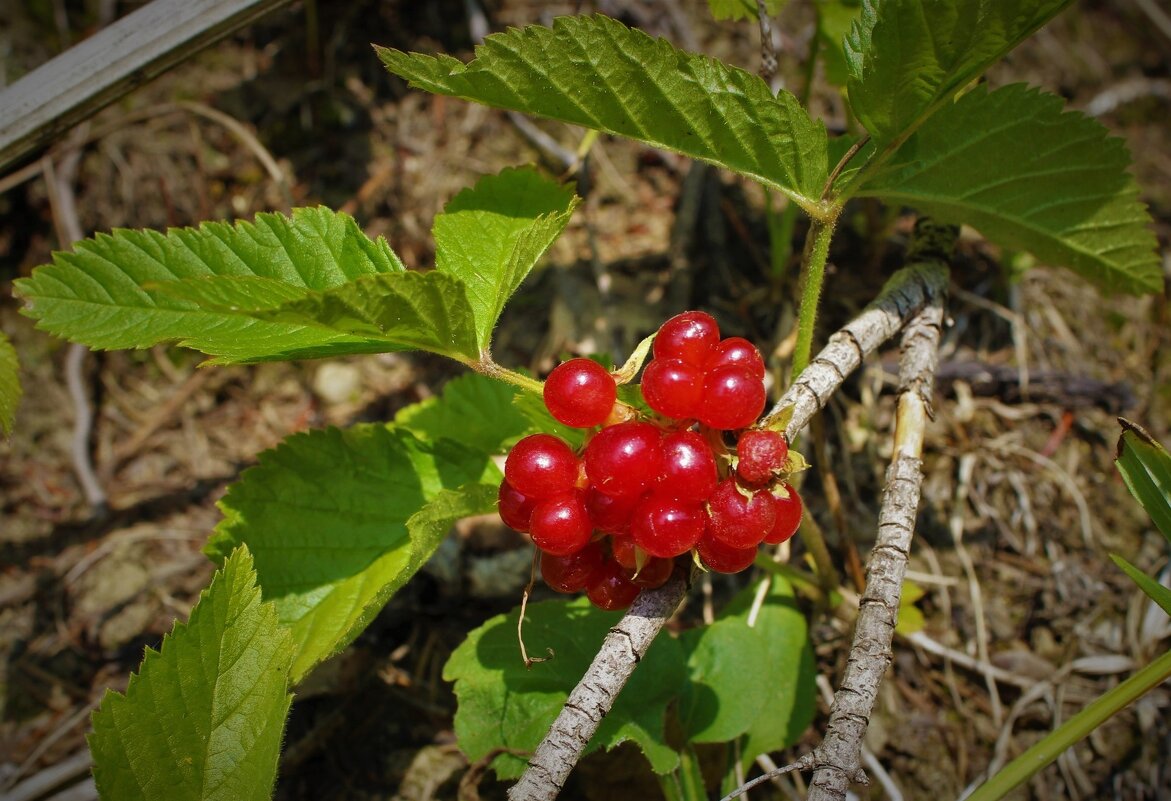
xmin=444 ymin=597 xmax=686 ymax=778
xmin=15 ymin=208 xmax=407 ymax=364
xmin=719 ymin=577 xmax=816 ymax=761
xmin=0 ymin=330 xmax=19 ymax=435
xmin=395 ymin=372 xmax=531 ymax=455
xmin=89 ymin=546 xmax=294 ymax=801
xmin=434 ymin=168 xmax=578 ymax=350
xmin=678 ymin=618 xmax=769 ymax=743
xmin=859 ymin=84 xmax=1160 ymax=295
xmin=844 ymin=0 xmax=1072 ymax=143
xmin=1116 ymin=421 xmax=1171 ymax=545
xmin=206 ymin=425 xmax=498 ymax=683
xmin=376 ymin=15 xmax=828 ymax=210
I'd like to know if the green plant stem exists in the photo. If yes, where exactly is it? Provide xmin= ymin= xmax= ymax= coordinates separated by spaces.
xmin=473 ymin=354 xmax=544 ymax=395
xmin=659 ymin=745 xmax=708 ymax=801
xmin=963 ymin=647 xmax=1171 ymax=801
xmin=791 ymin=214 xmax=837 ymax=378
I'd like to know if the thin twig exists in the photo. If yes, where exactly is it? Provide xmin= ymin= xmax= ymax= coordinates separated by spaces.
xmin=507 ymin=226 xmax=954 ymax=801
xmin=755 ymin=0 xmax=778 ymax=84
xmin=803 ymin=220 xmax=953 ymax=801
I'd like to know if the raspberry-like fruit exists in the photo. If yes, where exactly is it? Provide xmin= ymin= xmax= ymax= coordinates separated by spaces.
xmin=705 ymin=337 xmax=765 ymax=380
xmin=629 ymin=494 xmax=707 ymax=558
xmin=541 ymin=541 xmax=605 ymax=593
xmin=584 ymin=421 xmax=663 ymax=498
xmin=641 ymin=358 xmax=703 ymax=420
xmin=698 ymin=365 xmax=766 ymax=430
xmin=657 ymin=430 xmax=718 ymax=501
xmin=505 ymin=434 xmax=579 ymax=499
xmin=585 ymin=486 xmax=639 ymax=534
xmin=707 ymin=479 xmax=778 ymax=549
xmin=529 ymin=491 xmax=593 ymax=556
xmin=544 ymin=358 xmax=617 ymax=428
xmin=696 ymin=531 xmax=759 ymax=574
xmin=630 ymin=555 xmax=673 ymax=588
xmin=497 ymin=478 xmax=537 ymax=532
xmin=587 ymin=559 xmax=642 ymax=611
xmin=736 ymin=430 xmax=789 ymax=486
xmin=763 ymin=483 xmax=803 ymax=544
xmin=653 ymin=311 xmax=720 ymax=366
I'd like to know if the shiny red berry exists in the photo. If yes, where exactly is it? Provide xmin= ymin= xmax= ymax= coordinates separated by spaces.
xmin=541 ymin=541 xmax=605 ymax=593
xmin=641 ymin=358 xmax=704 ymax=420
xmin=584 ymin=421 xmax=663 ymax=498
xmin=699 ymin=366 xmax=766 ymax=430
xmin=630 ymin=556 xmax=673 ymax=588
xmin=657 ymin=430 xmax=718 ymax=501
xmin=707 ymin=479 xmax=778 ymax=549
xmin=587 ymin=559 xmax=642 ymax=611
xmin=529 ymin=491 xmax=593 ymax=556
xmin=544 ymin=358 xmax=617 ymax=428
xmin=764 ymin=484 xmax=803 ymax=544
xmin=630 ymin=494 xmax=707 ymax=558
xmin=505 ymin=434 xmax=579 ymax=499
xmin=498 ymin=478 xmax=537 ymax=532
xmin=653 ymin=311 xmax=720 ymax=366
xmin=736 ymin=430 xmax=789 ymax=486
xmin=705 ymin=337 xmax=765 ymax=380
xmin=697 ymin=531 xmax=759 ymax=574
xmin=585 ymin=486 xmax=639 ymax=534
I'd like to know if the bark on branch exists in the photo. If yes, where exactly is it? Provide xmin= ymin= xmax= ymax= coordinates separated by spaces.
xmin=508 ymin=225 xmax=953 ymax=801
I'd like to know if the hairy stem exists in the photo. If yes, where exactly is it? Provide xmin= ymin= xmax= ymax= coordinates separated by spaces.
xmin=474 ymin=353 xmax=544 ymax=395
xmin=792 ymin=215 xmax=837 ymax=378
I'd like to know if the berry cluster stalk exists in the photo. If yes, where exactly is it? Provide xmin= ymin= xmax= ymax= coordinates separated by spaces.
xmin=507 ymin=225 xmax=953 ymax=801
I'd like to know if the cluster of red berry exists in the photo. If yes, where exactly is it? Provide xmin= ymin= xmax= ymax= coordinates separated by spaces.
xmin=498 ymin=311 xmax=803 ymax=611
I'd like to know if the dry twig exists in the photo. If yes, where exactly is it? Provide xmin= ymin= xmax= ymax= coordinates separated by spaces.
xmin=507 ymin=225 xmax=952 ymax=801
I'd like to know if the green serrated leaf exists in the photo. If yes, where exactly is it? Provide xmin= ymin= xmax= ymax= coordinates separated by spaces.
xmin=434 ymin=167 xmax=578 ymax=350
xmin=0 ymin=330 xmax=20 ymax=435
xmin=859 ymin=84 xmax=1160 ymax=295
xmin=718 ymin=577 xmax=816 ymax=762
xmin=708 ymin=0 xmax=785 ymax=21
xmin=845 ymin=0 xmax=1073 ymax=143
xmin=376 ymin=15 xmax=828 ymax=209
xmin=678 ymin=618 xmax=769 ymax=743
xmin=1116 ymin=422 xmax=1171 ymax=546
xmin=396 ymin=372 xmax=531 ymax=454
xmin=89 ymin=546 xmax=293 ymax=801
xmin=1110 ymin=555 xmax=1171 ymax=620
xmin=815 ymin=0 xmax=864 ymax=87
xmin=206 ymin=425 xmax=497 ymax=683
xmin=444 ymin=597 xmax=686 ymax=778
xmin=15 ymin=208 xmax=407 ymax=363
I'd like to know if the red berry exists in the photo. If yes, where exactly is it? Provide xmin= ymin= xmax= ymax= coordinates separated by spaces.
xmin=630 ymin=494 xmax=707 ymax=558
xmin=641 ymin=358 xmax=704 ymax=420
xmin=610 ymin=534 xmax=638 ymax=570
xmin=529 ymin=491 xmax=593 ymax=556
xmin=707 ymin=479 xmax=778 ymax=549
xmin=697 ymin=531 xmax=759 ymax=574
xmin=653 ymin=311 xmax=720 ymax=366
xmin=657 ymin=430 xmax=718 ymax=501
xmin=544 ymin=358 xmax=617 ymax=428
xmin=585 ymin=486 xmax=639 ymax=534
xmin=630 ymin=556 xmax=673 ymax=588
xmin=736 ymin=430 xmax=789 ymax=486
xmin=698 ymin=366 xmax=766 ymax=430
xmin=584 ymin=421 xmax=663 ymax=498
xmin=505 ymin=434 xmax=579 ymax=499
xmin=541 ymin=541 xmax=605 ymax=592
xmin=587 ymin=559 xmax=642 ymax=611
xmin=498 ymin=479 xmax=538 ymax=532
xmin=706 ymin=337 xmax=765 ymax=380
xmin=764 ymin=484 xmax=803 ymax=544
